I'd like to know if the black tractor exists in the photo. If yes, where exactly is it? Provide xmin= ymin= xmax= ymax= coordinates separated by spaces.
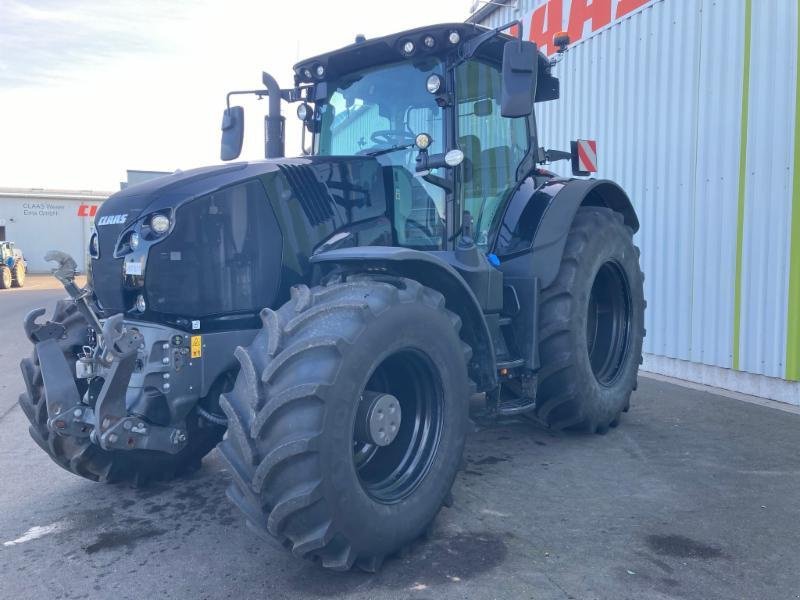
xmin=20 ymin=22 xmax=644 ymax=571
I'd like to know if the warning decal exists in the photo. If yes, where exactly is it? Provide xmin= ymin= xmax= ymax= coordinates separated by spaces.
xmin=190 ymin=335 xmax=202 ymax=359
xmin=576 ymin=139 xmax=598 ymax=173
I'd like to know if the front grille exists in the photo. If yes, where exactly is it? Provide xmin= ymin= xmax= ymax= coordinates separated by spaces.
xmin=91 ymin=226 xmax=127 ymax=314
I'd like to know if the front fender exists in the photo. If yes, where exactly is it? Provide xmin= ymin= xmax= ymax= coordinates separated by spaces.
xmin=310 ymin=246 xmax=497 ymax=392
xmin=492 ymin=177 xmax=638 ymax=288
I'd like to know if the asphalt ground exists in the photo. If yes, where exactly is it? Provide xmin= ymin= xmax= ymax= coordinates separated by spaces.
xmin=1 ymin=277 xmax=799 ymax=599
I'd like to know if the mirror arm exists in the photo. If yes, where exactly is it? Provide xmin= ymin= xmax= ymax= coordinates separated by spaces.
xmin=458 ymin=19 xmax=524 ymax=64
xmin=226 ymin=89 xmax=269 ymax=110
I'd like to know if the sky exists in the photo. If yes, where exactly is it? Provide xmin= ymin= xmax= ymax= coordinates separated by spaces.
xmin=0 ymin=0 xmax=471 ymax=191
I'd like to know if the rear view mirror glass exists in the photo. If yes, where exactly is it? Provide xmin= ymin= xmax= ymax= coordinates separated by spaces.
xmin=473 ymin=99 xmax=493 ymax=117
xmin=220 ymin=106 xmax=244 ymax=161
xmin=501 ymin=41 xmax=538 ymax=118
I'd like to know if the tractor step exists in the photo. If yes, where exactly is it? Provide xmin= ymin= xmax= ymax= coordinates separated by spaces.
xmin=496 ymin=395 xmax=536 ymax=417
xmin=497 ymin=358 xmax=526 ymax=370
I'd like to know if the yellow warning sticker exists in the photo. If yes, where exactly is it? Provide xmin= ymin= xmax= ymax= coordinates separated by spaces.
xmin=190 ymin=335 xmax=202 ymax=359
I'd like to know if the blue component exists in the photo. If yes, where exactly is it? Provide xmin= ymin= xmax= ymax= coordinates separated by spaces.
xmin=487 ymin=253 xmax=500 ymax=267
xmin=5 ymin=257 xmax=14 ymax=268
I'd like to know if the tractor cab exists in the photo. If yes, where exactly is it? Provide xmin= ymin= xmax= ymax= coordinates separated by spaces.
xmin=222 ymin=23 xmax=560 ymax=252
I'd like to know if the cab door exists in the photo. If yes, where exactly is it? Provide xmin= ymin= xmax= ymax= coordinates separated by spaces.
xmin=455 ymin=58 xmax=530 ymax=248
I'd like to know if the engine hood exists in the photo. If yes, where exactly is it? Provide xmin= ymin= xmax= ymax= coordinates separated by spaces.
xmin=96 ymin=156 xmax=384 ymax=228
xmin=90 ymin=155 xmax=392 ymax=319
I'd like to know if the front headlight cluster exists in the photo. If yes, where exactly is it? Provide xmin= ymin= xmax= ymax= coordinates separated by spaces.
xmin=114 ymin=212 xmax=172 ymax=257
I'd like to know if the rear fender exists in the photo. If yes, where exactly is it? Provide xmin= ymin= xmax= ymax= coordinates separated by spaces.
xmin=310 ymin=247 xmax=497 ymax=392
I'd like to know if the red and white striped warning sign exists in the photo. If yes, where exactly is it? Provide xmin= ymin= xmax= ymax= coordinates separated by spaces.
xmin=576 ymin=139 xmax=598 ymax=173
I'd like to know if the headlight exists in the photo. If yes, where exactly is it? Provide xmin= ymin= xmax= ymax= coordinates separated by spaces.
xmin=415 ymin=133 xmax=433 ymax=151
xmin=426 ymin=74 xmax=443 ymax=94
xmin=150 ymin=214 xmax=170 ymax=234
xmin=129 ymin=231 xmax=140 ymax=250
xmin=402 ymin=40 xmax=415 ymax=55
xmin=315 ymin=64 xmax=325 ymax=78
xmin=297 ymin=103 xmax=311 ymax=121
xmin=135 ymin=294 xmax=146 ymax=312
xmin=423 ymin=35 xmax=436 ymax=49
xmin=448 ymin=31 xmax=461 ymax=45
xmin=89 ymin=232 xmax=99 ymax=258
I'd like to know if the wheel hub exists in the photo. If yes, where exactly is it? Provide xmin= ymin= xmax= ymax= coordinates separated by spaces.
xmin=355 ymin=392 xmax=402 ymax=447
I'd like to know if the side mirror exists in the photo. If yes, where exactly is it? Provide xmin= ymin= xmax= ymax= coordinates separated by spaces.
xmin=501 ymin=40 xmax=538 ymax=118
xmin=220 ymin=106 xmax=244 ymax=161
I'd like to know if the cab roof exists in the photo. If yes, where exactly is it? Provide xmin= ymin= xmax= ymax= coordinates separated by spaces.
xmin=292 ymin=22 xmax=558 ymax=102
xmin=293 ymin=23 xmax=509 ymax=84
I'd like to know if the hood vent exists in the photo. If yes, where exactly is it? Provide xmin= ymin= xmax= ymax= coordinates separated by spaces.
xmin=278 ymin=164 xmax=335 ymax=226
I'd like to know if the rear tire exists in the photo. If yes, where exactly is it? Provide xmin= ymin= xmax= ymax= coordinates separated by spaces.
xmin=19 ymin=300 xmax=225 ymax=485
xmin=11 ymin=263 xmax=25 ymax=288
xmin=534 ymin=207 xmax=645 ymax=433
xmin=0 ymin=265 xmax=11 ymax=289
xmin=218 ymin=277 xmax=471 ymax=571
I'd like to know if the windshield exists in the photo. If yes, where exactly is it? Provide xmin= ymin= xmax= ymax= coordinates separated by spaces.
xmin=316 ymin=59 xmax=445 ymax=159
xmin=315 ymin=59 xmax=448 ymax=251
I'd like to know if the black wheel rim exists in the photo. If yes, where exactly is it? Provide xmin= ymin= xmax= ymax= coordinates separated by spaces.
xmin=586 ymin=260 xmax=632 ymax=386
xmin=353 ymin=349 xmax=443 ymax=504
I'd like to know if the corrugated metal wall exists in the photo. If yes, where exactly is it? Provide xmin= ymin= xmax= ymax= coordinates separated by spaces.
xmin=476 ymin=0 xmax=800 ymax=391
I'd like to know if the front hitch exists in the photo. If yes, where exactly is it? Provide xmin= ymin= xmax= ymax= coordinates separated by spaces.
xmin=26 ymin=251 xmax=190 ymax=454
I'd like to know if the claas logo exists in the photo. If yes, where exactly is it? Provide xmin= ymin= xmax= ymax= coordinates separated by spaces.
xmin=513 ymin=0 xmax=652 ymax=55
xmin=77 ymin=204 xmax=99 ymax=217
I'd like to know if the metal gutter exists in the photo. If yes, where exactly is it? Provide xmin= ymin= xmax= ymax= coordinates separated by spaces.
xmin=732 ymin=0 xmax=752 ymax=372
xmin=786 ymin=2 xmax=800 ymax=381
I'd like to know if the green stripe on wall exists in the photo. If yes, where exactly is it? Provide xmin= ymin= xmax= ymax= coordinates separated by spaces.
xmin=786 ymin=2 xmax=800 ymax=381
xmin=732 ymin=0 xmax=752 ymax=372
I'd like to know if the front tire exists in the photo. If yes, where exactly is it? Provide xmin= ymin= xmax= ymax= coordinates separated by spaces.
xmin=218 ymin=277 xmax=472 ymax=571
xmin=534 ymin=207 xmax=645 ymax=433
xmin=0 ymin=265 xmax=11 ymax=289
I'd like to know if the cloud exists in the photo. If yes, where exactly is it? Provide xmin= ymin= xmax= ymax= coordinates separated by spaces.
xmin=0 ymin=0 xmax=189 ymax=88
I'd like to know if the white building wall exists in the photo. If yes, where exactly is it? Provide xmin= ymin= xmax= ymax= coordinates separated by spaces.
xmin=0 ymin=189 xmax=108 ymax=273
xmin=474 ymin=0 xmax=800 ymax=403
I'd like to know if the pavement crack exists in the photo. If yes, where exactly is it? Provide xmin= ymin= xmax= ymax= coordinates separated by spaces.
xmin=0 ymin=402 xmax=19 ymax=424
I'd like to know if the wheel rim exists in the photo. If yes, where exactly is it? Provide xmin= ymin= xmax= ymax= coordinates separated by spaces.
xmin=15 ymin=267 xmax=24 ymax=285
xmin=2 ymin=269 xmax=10 ymax=287
xmin=353 ymin=349 xmax=443 ymax=504
xmin=586 ymin=260 xmax=632 ymax=386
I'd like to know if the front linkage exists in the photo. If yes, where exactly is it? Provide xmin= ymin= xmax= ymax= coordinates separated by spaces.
xmin=23 ymin=252 xmax=190 ymax=457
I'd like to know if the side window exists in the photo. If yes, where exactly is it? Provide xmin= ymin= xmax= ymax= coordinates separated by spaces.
xmin=456 ymin=59 xmax=529 ymax=247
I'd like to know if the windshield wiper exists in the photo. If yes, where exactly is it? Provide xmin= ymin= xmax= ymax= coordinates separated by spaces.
xmin=364 ymin=143 xmax=415 ymax=157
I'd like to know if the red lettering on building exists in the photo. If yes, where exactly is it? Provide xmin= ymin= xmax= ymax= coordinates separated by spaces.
xmin=567 ymin=0 xmax=612 ymax=43
xmin=520 ymin=0 xmax=653 ymax=55
xmin=77 ymin=204 xmax=98 ymax=217
xmin=616 ymin=0 xmax=650 ymax=19
xmin=529 ymin=0 xmax=563 ymax=55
